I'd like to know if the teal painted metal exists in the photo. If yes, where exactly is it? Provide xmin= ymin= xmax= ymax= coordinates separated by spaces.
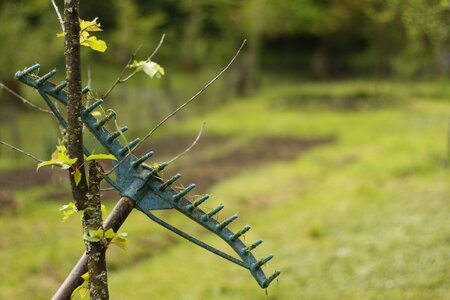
xmin=15 ymin=64 xmax=281 ymax=289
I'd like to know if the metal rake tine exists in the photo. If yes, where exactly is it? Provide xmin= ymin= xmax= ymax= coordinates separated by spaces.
xmin=200 ymin=204 xmax=224 ymax=222
xmin=262 ymin=270 xmax=281 ymax=288
xmin=217 ymin=214 xmax=238 ymax=231
xmin=83 ymin=99 xmax=104 ymax=115
xmin=159 ymin=173 xmax=181 ymax=191
xmin=51 ymin=80 xmax=67 ymax=93
xmin=119 ymin=138 xmax=141 ymax=155
xmin=173 ymin=184 xmax=195 ymax=202
xmin=251 ymin=254 xmax=273 ymax=272
xmin=133 ymin=151 xmax=155 ymax=168
xmin=230 ymin=225 xmax=251 ymax=242
xmin=36 ymin=69 xmax=57 ymax=85
xmin=96 ymin=111 xmax=116 ymax=129
xmin=15 ymin=64 xmax=40 ymax=78
xmin=186 ymin=194 xmax=209 ymax=212
xmin=243 ymin=239 xmax=263 ymax=253
xmin=107 ymin=126 xmax=128 ymax=143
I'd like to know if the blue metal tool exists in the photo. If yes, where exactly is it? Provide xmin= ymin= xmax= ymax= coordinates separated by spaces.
xmin=16 ymin=64 xmax=281 ymax=289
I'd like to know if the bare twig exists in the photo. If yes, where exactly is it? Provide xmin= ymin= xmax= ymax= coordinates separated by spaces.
xmin=167 ymin=122 xmax=205 ymax=164
xmin=102 ymin=33 xmax=166 ymax=100
xmin=51 ymin=0 xmax=65 ymax=32
xmin=87 ymin=65 xmax=92 ymax=91
xmin=100 ymin=187 xmax=115 ymax=192
xmin=104 ymin=40 xmax=246 ymax=176
xmin=141 ymin=40 xmax=245 ymax=145
xmin=0 ymin=82 xmax=51 ymax=114
xmin=0 ymin=140 xmax=43 ymax=162
xmin=149 ymin=33 xmax=166 ymax=60
xmin=102 ymin=45 xmax=142 ymax=100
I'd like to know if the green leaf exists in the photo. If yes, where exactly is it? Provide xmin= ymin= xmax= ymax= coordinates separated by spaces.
xmin=104 ymin=228 xmax=116 ymax=239
xmin=82 ymin=36 xmax=107 ymax=52
xmin=142 ymin=61 xmax=165 ymax=78
xmin=91 ymin=111 xmax=102 ymax=118
xmin=59 ymin=202 xmax=78 ymax=222
xmin=80 ymin=18 xmax=103 ymax=32
xmin=56 ymin=32 xmax=65 ymax=38
xmin=59 ymin=201 xmax=76 ymax=212
xmin=79 ymin=287 xmax=88 ymax=299
xmin=71 ymin=285 xmax=86 ymax=299
xmin=128 ymin=60 xmax=165 ymax=78
xmin=81 ymin=272 xmax=90 ymax=281
xmin=111 ymin=232 xmax=128 ymax=250
xmin=37 ymin=144 xmax=78 ymax=171
xmin=73 ymin=169 xmax=82 ymax=186
xmin=83 ymin=227 xmax=104 ymax=242
xmin=86 ymin=153 xmax=117 ymax=161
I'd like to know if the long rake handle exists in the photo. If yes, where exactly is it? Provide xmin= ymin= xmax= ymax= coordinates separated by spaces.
xmin=52 ymin=196 xmax=135 ymax=300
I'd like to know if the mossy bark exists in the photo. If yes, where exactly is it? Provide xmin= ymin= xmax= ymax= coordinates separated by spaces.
xmin=64 ymin=0 xmax=88 ymax=211
xmin=84 ymin=162 xmax=109 ymax=300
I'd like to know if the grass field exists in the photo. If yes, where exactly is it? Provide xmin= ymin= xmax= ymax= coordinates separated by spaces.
xmin=0 ymin=79 xmax=449 ymax=299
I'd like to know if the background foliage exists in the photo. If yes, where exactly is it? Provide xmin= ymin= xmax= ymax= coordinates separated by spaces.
xmin=0 ymin=1 xmax=449 ymax=299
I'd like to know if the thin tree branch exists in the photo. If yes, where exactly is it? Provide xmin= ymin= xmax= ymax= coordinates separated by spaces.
xmin=101 ymin=45 xmax=142 ymax=100
xmin=102 ymin=33 xmax=165 ymax=100
xmin=149 ymin=33 xmax=166 ymax=60
xmin=51 ymin=0 xmax=65 ymax=32
xmin=139 ymin=40 xmax=245 ymax=147
xmin=0 ymin=82 xmax=51 ymax=114
xmin=167 ymin=122 xmax=205 ymax=164
xmin=52 ymin=196 xmax=135 ymax=300
xmin=87 ymin=65 xmax=92 ymax=91
xmin=117 ymin=33 xmax=166 ymax=84
xmin=0 ymin=140 xmax=43 ymax=162
xmin=118 ymin=70 xmax=137 ymax=83
xmin=104 ymin=39 xmax=246 ymax=176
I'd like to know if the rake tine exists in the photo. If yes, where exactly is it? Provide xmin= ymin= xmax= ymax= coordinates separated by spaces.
xmin=217 ymin=214 xmax=238 ymax=231
xmin=119 ymin=138 xmax=141 ymax=155
xmin=36 ymin=69 xmax=57 ymax=85
xmin=83 ymin=99 xmax=104 ymax=115
xmin=200 ymin=204 xmax=224 ymax=222
xmin=262 ymin=270 xmax=281 ymax=288
xmin=107 ymin=126 xmax=128 ymax=143
xmin=159 ymin=173 xmax=181 ymax=191
xmin=51 ymin=80 xmax=67 ymax=93
xmin=15 ymin=64 xmax=40 ymax=78
xmin=251 ymin=254 xmax=273 ymax=272
xmin=152 ymin=162 xmax=168 ymax=174
xmin=132 ymin=151 xmax=155 ymax=168
xmin=173 ymin=184 xmax=195 ymax=202
xmin=186 ymin=194 xmax=209 ymax=212
xmin=230 ymin=225 xmax=251 ymax=242
xmin=96 ymin=111 xmax=116 ymax=129
xmin=243 ymin=239 xmax=263 ymax=253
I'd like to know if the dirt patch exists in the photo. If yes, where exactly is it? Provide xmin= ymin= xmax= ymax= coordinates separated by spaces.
xmin=0 ymin=135 xmax=334 ymax=198
xmin=148 ymin=135 xmax=335 ymax=193
xmin=272 ymin=93 xmax=401 ymax=111
xmin=0 ymin=168 xmax=54 ymax=190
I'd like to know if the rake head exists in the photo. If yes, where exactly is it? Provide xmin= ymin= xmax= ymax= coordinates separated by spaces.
xmin=16 ymin=64 xmax=281 ymax=289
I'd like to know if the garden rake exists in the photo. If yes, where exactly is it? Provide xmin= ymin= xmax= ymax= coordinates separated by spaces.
xmin=15 ymin=64 xmax=281 ymax=289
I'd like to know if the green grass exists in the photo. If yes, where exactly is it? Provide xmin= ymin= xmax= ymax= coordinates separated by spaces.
xmin=1 ymin=80 xmax=449 ymax=299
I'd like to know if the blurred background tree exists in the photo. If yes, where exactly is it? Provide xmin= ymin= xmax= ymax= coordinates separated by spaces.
xmin=1 ymin=0 xmax=449 ymax=112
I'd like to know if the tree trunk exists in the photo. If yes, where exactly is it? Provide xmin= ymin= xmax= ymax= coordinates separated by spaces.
xmin=84 ymin=162 xmax=109 ymax=300
xmin=64 ymin=0 xmax=89 ymax=211
xmin=52 ymin=196 xmax=134 ymax=300
xmin=61 ymin=1 xmax=109 ymax=299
